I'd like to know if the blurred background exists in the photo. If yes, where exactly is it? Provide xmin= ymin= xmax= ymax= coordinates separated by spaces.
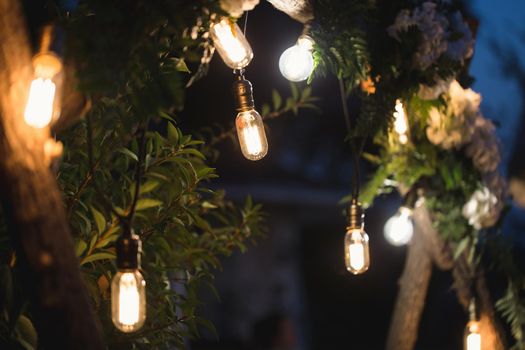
xmin=180 ymin=1 xmax=525 ymax=349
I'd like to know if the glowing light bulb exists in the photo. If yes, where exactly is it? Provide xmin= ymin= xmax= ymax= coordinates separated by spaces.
xmin=24 ymin=53 xmax=62 ymax=128
xmin=392 ymin=99 xmax=409 ymax=144
xmin=111 ymin=270 xmax=146 ymax=332
xmin=236 ymin=109 xmax=268 ymax=160
xmin=384 ymin=206 xmax=414 ymax=246
xmin=464 ymin=321 xmax=481 ymax=350
xmin=345 ymin=228 xmax=370 ymax=274
xmin=279 ymin=35 xmax=315 ymax=82
xmin=210 ymin=18 xmax=253 ymax=69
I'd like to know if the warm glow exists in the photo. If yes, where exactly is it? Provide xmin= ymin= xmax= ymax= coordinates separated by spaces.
xmin=393 ymin=99 xmax=409 ymax=144
xmin=384 ymin=206 xmax=414 ymax=246
xmin=279 ymin=35 xmax=315 ymax=82
xmin=344 ymin=229 xmax=370 ymax=274
xmin=465 ymin=321 xmax=481 ymax=350
xmin=235 ymin=110 xmax=268 ymax=161
xmin=24 ymin=78 xmax=56 ymax=128
xmin=210 ymin=18 xmax=253 ymax=69
xmin=119 ymin=273 xmax=140 ymax=326
xmin=112 ymin=270 xmax=146 ymax=332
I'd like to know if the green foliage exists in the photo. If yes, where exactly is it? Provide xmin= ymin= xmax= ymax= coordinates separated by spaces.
xmin=1 ymin=1 xmax=267 ymax=349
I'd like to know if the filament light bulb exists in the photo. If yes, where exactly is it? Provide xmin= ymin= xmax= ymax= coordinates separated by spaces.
xmin=111 ymin=270 xmax=146 ymax=332
xmin=112 ymin=231 xmax=146 ymax=332
xmin=344 ymin=201 xmax=370 ymax=275
xmin=464 ymin=321 xmax=481 ymax=350
xmin=384 ymin=206 xmax=414 ymax=246
xmin=210 ymin=18 xmax=253 ymax=69
xmin=345 ymin=228 xmax=370 ymax=274
xmin=279 ymin=35 xmax=315 ymax=82
xmin=233 ymin=75 xmax=268 ymax=161
xmin=393 ymin=99 xmax=409 ymax=144
xmin=236 ymin=110 xmax=268 ymax=160
xmin=24 ymin=53 xmax=62 ymax=128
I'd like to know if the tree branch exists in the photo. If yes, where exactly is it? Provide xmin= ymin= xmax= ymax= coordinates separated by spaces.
xmin=0 ymin=1 xmax=103 ymax=348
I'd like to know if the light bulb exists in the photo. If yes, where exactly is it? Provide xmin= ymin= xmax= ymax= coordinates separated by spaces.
xmin=464 ymin=321 xmax=481 ymax=350
xmin=384 ymin=206 xmax=414 ymax=246
xmin=344 ymin=228 xmax=370 ymax=274
xmin=111 ymin=270 xmax=146 ymax=332
xmin=24 ymin=53 xmax=62 ymax=128
xmin=279 ymin=35 xmax=315 ymax=82
xmin=392 ymin=99 xmax=409 ymax=144
xmin=210 ymin=18 xmax=253 ymax=69
xmin=236 ymin=109 xmax=268 ymax=160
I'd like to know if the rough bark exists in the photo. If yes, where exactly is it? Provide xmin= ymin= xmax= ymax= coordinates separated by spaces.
xmin=266 ymin=0 xmax=314 ymax=23
xmin=385 ymin=205 xmax=433 ymax=350
xmin=0 ymin=1 xmax=103 ymax=348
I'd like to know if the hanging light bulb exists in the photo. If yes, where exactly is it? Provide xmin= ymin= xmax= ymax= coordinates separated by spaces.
xmin=232 ymin=75 xmax=268 ymax=160
xmin=384 ymin=206 xmax=414 ymax=246
xmin=344 ymin=199 xmax=370 ymax=274
xmin=210 ymin=18 xmax=254 ymax=69
xmin=392 ymin=99 xmax=409 ymax=145
xmin=464 ymin=300 xmax=481 ymax=350
xmin=279 ymin=34 xmax=315 ymax=82
xmin=112 ymin=229 xmax=146 ymax=333
xmin=24 ymin=26 xmax=63 ymax=128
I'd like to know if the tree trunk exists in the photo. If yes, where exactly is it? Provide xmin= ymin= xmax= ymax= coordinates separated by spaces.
xmin=386 ymin=205 xmax=433 ymax=350
xmin=0 ymin=1 xmax=103 ymax=348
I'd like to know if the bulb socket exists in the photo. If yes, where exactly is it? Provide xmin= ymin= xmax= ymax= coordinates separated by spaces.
xmin=233 ymin=76 xmax=255 ymax=112
xmin=116 ymin=230 xmax=141 ymax=270
xmin=348 ymin=199 xmax=364 ymax=230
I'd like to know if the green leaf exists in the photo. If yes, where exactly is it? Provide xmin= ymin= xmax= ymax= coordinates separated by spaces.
xmin=454 ymin=237 xmax=469 ymax=260
xmin=272 ymin=90 xmax=282 ymax=110
xmin=81 ymin=252 xmax=116 ymax=265
xmin=14 ymin=315 xmax=37 ymax=350
xmin=136 ymin=198 xmax=163 ymax=211
xmin=116 ymin=147 xmax=138 ymax=162
xmin=173 ymin=58 xmax=190 ymax=73
xmin=140 ymin=180 xmax=160 ymax=194
xmin=167 ymin=122 xmax=179 ymax=144
xmin=90 ymin=206 xmax=106 ymax=234
xmin=75 ymin=240 xmax=87 ymax=257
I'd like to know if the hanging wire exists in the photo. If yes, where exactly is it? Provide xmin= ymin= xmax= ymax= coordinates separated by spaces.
xmin=242 ymin=10 xmax=249 ymax=36
xmin=338 ymin=77 xmax=361 ymax=199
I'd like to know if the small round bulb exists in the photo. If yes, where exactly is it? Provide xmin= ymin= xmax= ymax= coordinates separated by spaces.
xmin=279 ymin=35 xmax=315 ymax=82
xmin=384 ymin=206 xmax=414 ymax=246
xmin=464 ymin=321 xmax=481 ymax=350
xmin=344 ymin=228 xmax=370 ymax=274
xmin=236 ymin=109 xmax=268 ymax=160
xmin=111 ymin=270 xmax=146 ymax=332
xmin=210 ymin=18 xmax=253 ymax=69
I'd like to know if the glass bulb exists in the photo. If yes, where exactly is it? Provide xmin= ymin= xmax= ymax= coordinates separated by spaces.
xmin=210 ymin=18 xmax=253 ymax=69
xmin=384 ymin=206 xmax=414 ymax=246
xmin=111 ymin=270 xmax=146 ymax=332
xmin=344 ymin=228 xmax=370 ymax=274
xmin=279 ymin=35 xmax=315 ymax=82
xmin=24 ymin=53 xmax=62 ymax=128
xmin=393 ymin=99 xmax=409 ymax=144
xmin=236 ymin=109 xmax=268 ymax=161
xmin=464 ymin=321 xmax=481 ymax=350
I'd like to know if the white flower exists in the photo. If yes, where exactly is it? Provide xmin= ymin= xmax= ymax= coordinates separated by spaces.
xmin=425 ymin=80 xmax=479 ymax=149
xmin=462 ymin=186 xmax=500 ymax=229
xmin=465 ymin=116 xmax=501 ymax=173
xmin=220 ymin=0 xmax=259 ymax=18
